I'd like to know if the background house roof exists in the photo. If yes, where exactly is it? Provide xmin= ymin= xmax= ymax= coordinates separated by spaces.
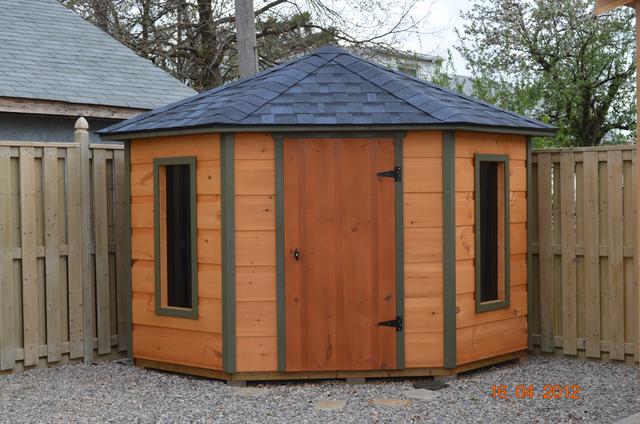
xmin=0 ymin=0 xmax=195 ymax=111
xmin=100 ymin=46 xmax=554 ymax=137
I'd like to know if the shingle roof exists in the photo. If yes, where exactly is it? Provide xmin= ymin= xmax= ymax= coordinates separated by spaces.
xmin=99 ymin=46 xmax=555 ymax=136
xmin=0 ymin=0 xmax=195 ymax=110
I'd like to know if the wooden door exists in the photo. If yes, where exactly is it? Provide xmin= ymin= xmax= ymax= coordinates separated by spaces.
xmin=283 ymin=137 xmax=397 ymax=371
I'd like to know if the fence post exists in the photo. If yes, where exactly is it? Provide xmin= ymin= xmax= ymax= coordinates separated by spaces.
xmin=76 ymin=117 xmax=94 ymax=363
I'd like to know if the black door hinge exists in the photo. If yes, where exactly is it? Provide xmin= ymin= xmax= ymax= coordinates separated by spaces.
xmin=378 ymin=316 xmax=403 ymax=331
xmin=377 ymin=166 xmax=401 ymax=182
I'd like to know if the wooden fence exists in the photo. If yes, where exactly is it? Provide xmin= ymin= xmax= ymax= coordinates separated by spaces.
xmin=0 ymin=118 xmax=130 ymax=373
xmin=529 ymin=145 xmax=639 ymax=363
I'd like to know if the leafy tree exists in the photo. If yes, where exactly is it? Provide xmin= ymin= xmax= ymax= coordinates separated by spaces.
xmin=457 ymin=0 xmax=636 ymax=147
xmin=60 ymin=0 xmax=432 ymax=91
xmin=428 ymin=50 xmax=466 ymax=95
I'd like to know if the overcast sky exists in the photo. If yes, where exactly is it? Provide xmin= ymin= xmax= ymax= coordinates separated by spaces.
xmin=403 ymin=0 xmax=473 ymax=75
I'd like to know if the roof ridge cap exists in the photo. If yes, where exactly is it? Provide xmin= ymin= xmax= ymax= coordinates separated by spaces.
xmin=327 ymin=59 xmax=430 ymax=117
xmin=330 ymin=54 xmax=443 ymax=122
xmin=100 ymin=52 xmax=324 ymax=134
xmin=228 ymin=54 xmax=328 ymax=122
xmin=358 ymin=56 xmax=550 ymax=128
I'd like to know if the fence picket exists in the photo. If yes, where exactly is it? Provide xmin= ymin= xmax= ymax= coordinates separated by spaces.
xmin=607 ymin=150 xmax=625 ymax=360
xmin=537 ymin=153 xmax=554 ymax=353
xmin=19 ymin=147 xmax=39 ymax=366
xmin=92 ymin=149 xmax=112 ymax=355
xmin=43 ymin=148 xmax=62 ymax=362
xmin=582 ymin=151 xmax=601 ymax=358
xmin=560 ymin=153 xmax=577 ymax=356
xmin=66 ymin=146 xmax=83 ymax=359
xmin=0 ymin=146 xmax=16 ymax=370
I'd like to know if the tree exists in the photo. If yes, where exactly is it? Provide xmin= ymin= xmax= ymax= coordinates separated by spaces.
xmin=60 ymin=0 xmax=433 ymax=91
xmin=428 ymin=50 xmax=466 ymax=95
xmin=457 ymin=0 xmax=636 ymax=147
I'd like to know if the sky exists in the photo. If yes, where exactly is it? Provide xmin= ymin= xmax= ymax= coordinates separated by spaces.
xmin=402 ymin=0 xmax=474 ymax=75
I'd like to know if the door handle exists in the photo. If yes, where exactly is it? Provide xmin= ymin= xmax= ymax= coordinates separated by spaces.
xmin=293 ymin=249 xmax=300 ymax=261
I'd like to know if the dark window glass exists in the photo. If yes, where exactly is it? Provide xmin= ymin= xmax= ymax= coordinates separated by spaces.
xmin=165 ymin=164 xmax=192 ymax=308
xmin=479 ymin=161 xmax=499 ymax=302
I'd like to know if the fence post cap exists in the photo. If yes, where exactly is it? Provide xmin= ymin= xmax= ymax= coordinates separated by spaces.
xmin=75 ymin=117 xmax=89 ymax=131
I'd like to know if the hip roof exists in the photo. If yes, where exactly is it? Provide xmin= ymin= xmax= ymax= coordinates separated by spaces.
xmin=99 ymin=45 xmax=555 ymax=137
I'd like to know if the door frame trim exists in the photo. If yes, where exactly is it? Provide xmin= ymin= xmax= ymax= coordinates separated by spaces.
xmin=273 ymin=132 xmax=406 ymax=372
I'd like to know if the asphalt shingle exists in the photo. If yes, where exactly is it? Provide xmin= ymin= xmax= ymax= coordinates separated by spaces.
xmin=0 ymin=0 xmax=195 ymax=110
xmin=99 ymin=46 xmax=555 ymax=136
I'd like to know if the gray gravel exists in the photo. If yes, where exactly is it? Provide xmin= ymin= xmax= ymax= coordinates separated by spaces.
xmin=0 ymin=356 xmax=637 ymax=423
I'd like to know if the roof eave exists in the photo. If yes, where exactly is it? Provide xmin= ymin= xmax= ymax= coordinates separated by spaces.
xmin=0 ymin=96 xmax=149 ymax=120
xmin=99 ymin=123 xmax=556 ymax=141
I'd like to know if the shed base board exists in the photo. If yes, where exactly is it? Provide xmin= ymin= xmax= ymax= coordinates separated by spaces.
xmin=134 ymin=350 xmax=527 ymax=381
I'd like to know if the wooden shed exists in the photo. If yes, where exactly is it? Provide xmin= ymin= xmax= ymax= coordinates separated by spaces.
xmin=99 ymin=46 xmax=554 ymax=382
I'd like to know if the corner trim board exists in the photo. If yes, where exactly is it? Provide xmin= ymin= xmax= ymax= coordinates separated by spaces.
xmin=221 ymin=134 xmax=236 ymax=373
xmin=442 ymin=130 xmax=457 ymax=369
xmin=274 ymin=135 xmax=286 ymax=371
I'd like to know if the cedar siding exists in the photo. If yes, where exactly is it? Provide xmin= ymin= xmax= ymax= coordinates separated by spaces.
xmin=130 ymin=134 xmax=223 ymax=370
xmin=455 ymin=132 xmax=528 ymax=365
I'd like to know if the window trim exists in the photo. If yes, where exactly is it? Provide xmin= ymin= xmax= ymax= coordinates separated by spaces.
xmin=474 ymin=154 xmax=510 ymax=313
xmin=153 ymin=156 xmax=198 ymax=319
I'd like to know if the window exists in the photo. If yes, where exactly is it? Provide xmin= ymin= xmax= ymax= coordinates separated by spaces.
xmin=154 ymin=157 xmax=198 ymax=318
xmin=475 ymin=154 xmax=510 ymax=312
xmin=397 ymin=65 xmax=418 ymax=77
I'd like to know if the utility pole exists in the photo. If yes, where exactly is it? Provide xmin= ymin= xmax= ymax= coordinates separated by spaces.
xmin=234 ymin=0 xmax=259 ymax=77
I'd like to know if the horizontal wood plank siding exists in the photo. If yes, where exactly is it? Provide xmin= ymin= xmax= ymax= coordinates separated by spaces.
xmin=403 ymin=131 xmax=444 ymax=368
xmin=234 ymin=133 xmax=277 ymax=372
xmin=454 ymin=132 xmax=528 ymax=365
xmin=129 ymin=134 xmax=223 ymax=370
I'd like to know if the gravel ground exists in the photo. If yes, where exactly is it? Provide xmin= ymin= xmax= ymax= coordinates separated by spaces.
xmin=0 ymin=356 xmax=637 ymax=423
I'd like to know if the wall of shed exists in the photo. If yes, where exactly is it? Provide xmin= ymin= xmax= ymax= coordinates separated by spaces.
xmin=234 ymin=133 xmax=278 ymax=372
xmin=402 ymin=131 xmax=444 ymax=367
xmin=0 ymin=113 xmax=119 ymax=143
xmin=129 ymin=134 xmax=223 ymax=370
xmin=455 ymin=132 xmax=528 ymax=365
xmin=127 ymin=130 xmax=528 ymax=373
xmin=231 ymin=131 xmax=446 ymax=371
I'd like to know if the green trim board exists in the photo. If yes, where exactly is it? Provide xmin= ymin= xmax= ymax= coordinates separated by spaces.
xmin=274 ymin=135 xmax=286 ymax=372
xmin=394 ymin=134 xmax=405 ymax=369
xmin=270 ymin=131 xmax=406 ymax=139
xmin=474 ymin=154 xmax=511 ymax=313
xmin=152 ymin=156 xmax=198 ymax=319
xmin=220 ymin=133 xmax=237 ymax=373
xmin=100 ymin=124 xmax=555 ymax=141
xmin=273 ymin=132 xmax=406 ymax=371
xmin=442 ymin=130 xmax=457 ymax=369
xmin=124 ymin=142 xmax=133 ymax=358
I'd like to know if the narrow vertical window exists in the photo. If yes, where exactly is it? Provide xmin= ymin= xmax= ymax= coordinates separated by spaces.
xmin=475 ymin=155 xmax=510 ymax=312
xmin=154 ymin=157 xmax=198 ymax=319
